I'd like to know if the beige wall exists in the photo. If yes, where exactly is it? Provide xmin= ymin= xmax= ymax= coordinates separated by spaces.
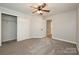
xmin=31 ymin=15 xmax=46 ymax=38
xmin=52 ymin=10 xmax=77 ymax=44
xmin=17 ymin=17 xmax=31 ymax=41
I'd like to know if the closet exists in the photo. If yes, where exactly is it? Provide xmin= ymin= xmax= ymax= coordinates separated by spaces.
xmin=1 ymin=13 xmax=17 ymax=42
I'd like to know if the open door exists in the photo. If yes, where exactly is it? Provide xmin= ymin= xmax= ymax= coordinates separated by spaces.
xmin=46 ymin=20 xmax=52 ymax=38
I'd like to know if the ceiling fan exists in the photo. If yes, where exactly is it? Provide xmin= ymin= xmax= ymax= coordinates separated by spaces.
xmin=30 ymin=3 xmax=50 ymax=15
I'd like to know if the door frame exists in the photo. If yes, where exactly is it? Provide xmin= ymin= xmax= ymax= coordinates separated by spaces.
xmin=46 ymin=20 xmax=52 ymax=38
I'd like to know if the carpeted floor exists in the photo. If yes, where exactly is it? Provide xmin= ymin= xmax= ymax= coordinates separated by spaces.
xmin=0 ymin=38 xmax=78 ymax=55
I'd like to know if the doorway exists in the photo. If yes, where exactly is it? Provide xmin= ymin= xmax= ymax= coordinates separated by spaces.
xmin=46 ymin=20 xmax=52 ymax=38
xmin=1 ymin=13 xmax=17 ymax=43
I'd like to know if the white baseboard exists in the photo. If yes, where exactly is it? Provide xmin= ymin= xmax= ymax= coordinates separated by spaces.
xmin=53 ymin=37 xmax=76 ymax=44
xmin=17 ymin=37 xmax=31 ymax=42
xmin=2 ymin=39 xmax=16 ymax=42
xmin=30 ymin=36 xmax=45 ymax=39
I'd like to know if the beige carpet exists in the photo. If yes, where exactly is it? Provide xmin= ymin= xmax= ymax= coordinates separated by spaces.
xmin=0 ymin=38 xmax=78 ymax=55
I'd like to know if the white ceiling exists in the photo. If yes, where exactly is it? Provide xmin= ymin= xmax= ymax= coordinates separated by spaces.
xmin=0 ymin=3 xmax=78 ymax=16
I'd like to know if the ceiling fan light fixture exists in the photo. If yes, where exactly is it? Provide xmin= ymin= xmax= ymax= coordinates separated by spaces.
xmin=37 ymin=11 xmax=42 ymax=13
xmin=37 ymin=11 xmax=43 ymax=15
xmin=31 ymin=3 xmax=50 ymax=15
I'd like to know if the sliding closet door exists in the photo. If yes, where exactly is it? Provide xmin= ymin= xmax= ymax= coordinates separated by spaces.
xmin=1 ymin=14 xmax=17 ymax=42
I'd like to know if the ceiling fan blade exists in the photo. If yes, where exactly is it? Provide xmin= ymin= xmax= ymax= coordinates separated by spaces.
xmin=32 ymin=10 xmax=38 ymax=13
xmin=42 ymin=3 xmax=46 ymax=8
xmin=30 ymin=6 xmax=38 ymax=9
xmin=42 ymin=10 xmax=50 ymax=12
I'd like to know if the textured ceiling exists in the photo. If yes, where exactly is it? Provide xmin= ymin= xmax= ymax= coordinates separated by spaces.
xmin=0 ymin=3 xmax=78 ymax=16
